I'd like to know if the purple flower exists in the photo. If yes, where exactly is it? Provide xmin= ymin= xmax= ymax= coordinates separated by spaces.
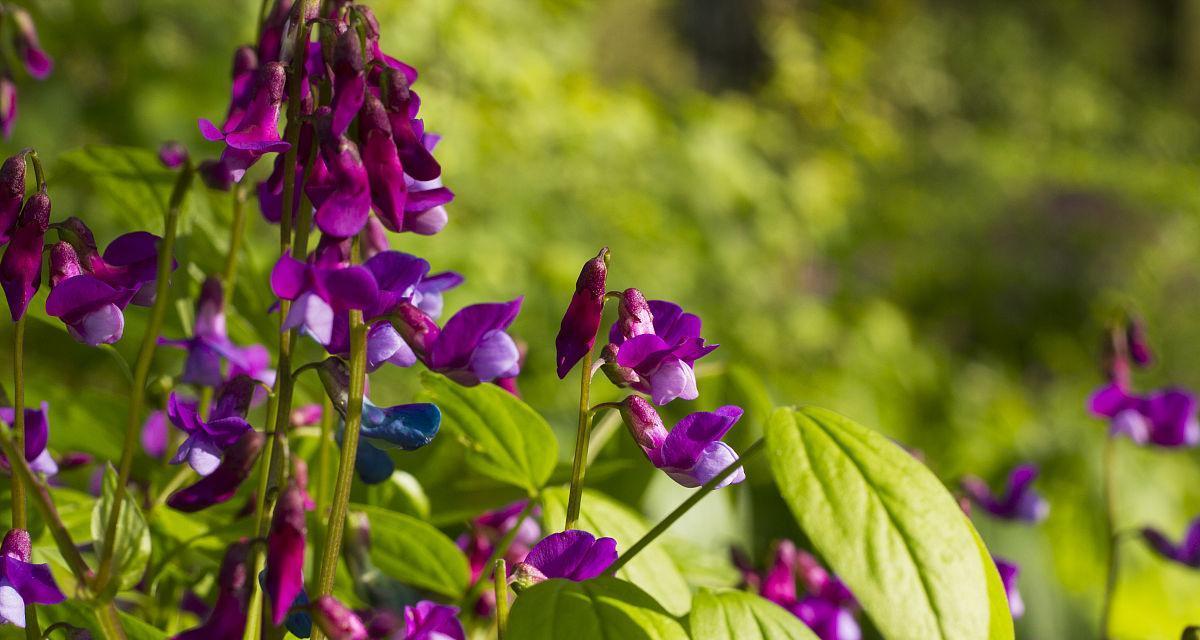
xmin=1142 ymin=517 xmax=1200 ymax=568
xmin=606 ymin=291 xmax=718 ymax=405
xmin=311 ymin=595 xmax=368 ymax=640
xmin=258 ymin=119 xmax=315 ymax=223
xmin=141 ymin=410 xmax=168 ymax=458
xmin=266 ymin=482 xmax=307 ymax=625
xmin=0 ymin=76 xmax=15 ymax=140
xmin=329 ymin=27 xmax=366 ymax=137
xmin=176 ymin=541 xmax=252 ymax=639
xmin=994 ymin=557 xmax=1024 ymax=619
xmin=959 ymin=463 xmax=1049 ymax=524
xmin=555 ymin=248 xmax=608 ymax=379
xmin=1089 ymin=383 xmax=1200 ymax=448
xmin=306 ymin=108 xmax=372 ymax=238
xmin=0 ymin=402 xmax=57 ymax=476
xmin=393 ymin=298 xmax=524 ymax=387
xmin=167 ymin=376 xmax=256 ymax=475
xmin=219 ymin=46 xmax=260 ymax=133
xmin=511 ymin=530 xmax=617 ymax=590
xmin=9 ymin=9 xmax=52 ymax=81
xmin=381 ymin=69 xmax=442 ymax=183
xmin=158 ymin=141 xmax=189 ymax=169
xmin=160 ymin=278 xmax=275 ymax=388
xmin=456 ymin=500 xmax=541 ymax=615
xmin=619 ymin=396 xmax=746 ymax=488
xmin=750 ymin=541 xmax=859 ymax=640
xmin=167 ymin=431 xmax=264 ymax=512
xmin=199 ymin=61 xmax=289 ymax=182
xmin=0 ymin=529 xmax=65 ymax=628
xmin=402 ymin=601 xmax=466 ymax=640
xmin=270 ymin=250 xmax=379 ymax=347
xmin=1126 ymin=318 xmax=1153 ymax=367
xmin=0 ymin=153 xmax=25 ymax=245
xmin=0 ymin=190 xmax=48 ymax=321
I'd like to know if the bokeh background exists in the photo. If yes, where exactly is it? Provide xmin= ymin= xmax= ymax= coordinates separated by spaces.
xmin=7 ymin=0 xmax=1200 ymax=637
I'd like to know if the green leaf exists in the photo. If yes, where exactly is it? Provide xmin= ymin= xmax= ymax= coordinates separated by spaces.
xmin=352 ymin=503 xmax=470 ymax=598
xmin=417 ymin=371 xmax=556 ymax=493
xmin=689 ymin=589 xmax=819 ymax=640
xmin=507 ymin=577 xmax=688 ymax=640
xmin=540 ymin=487 xmax=691 ymax=616
xmin=91 ymin=464 xmax=152 ymax=591
xmin=765 ymin=406 xmax=1014 ymax=640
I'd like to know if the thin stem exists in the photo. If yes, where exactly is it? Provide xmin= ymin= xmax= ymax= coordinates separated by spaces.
xmin=222 ymin=185 xmax=248 ymax=289
xmin=24 ymin=149 xmax=45 ymax=191
xmin=1099 ymin=435 xmax=1120 ymax=640
xmin=23 ymin=604 xmax=38 ymax=640
xmin=494 ymin=559 xmax=508 ymax=639
xmin=604 ymin=438 xmax=764 ymax=576
xmin=564 ymin=349 xmax=594 ymax=530
xmin=587 ymin=402 xmax=621 ymax=419
xmin=460 ymin=500 xmax=537 ymax=611
xmin=311 ymin=394 xmax=335 ymax=550
xmin=585 ymin=410 xmax=621 ymax=466
xmin=93 ymin=161 xmax=194 ymax=596
xmin=11 ymin=314 xmax=26 ymax=529
xmin=93 ymin=603 xmax=126 ymax=640
xmin=148 ymin=465 xmax=194 ymax=512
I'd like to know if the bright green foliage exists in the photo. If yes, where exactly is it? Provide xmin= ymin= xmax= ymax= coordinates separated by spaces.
xmin=689 ymin=589 xmax=819 ymax=640
xmin=91 ymin=464 xmax=152 ymax=593
xmin=507 ymin=577 xmax=688 ymax=640
xmin=352 ymin=504 xmax=471 ymax=598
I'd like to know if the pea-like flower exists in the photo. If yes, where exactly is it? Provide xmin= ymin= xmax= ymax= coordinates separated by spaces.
xmin=167 ymin=430 xmax=264 ymax=512
xmin=1089 ymin=383 xmax=1200 ymax=448
xmin=959 ymin=463 xmax=1049 ymax=524
xmin=0 ymin=529 xmax=65 ymax=628
xmin=160 ymin=278 xmax=274 ymax=388
xmin=329 ymin=27 xmax=366 ymax=137
xmin=1142 ymin=517 xmax=1200 ymax=568
xmin=199 ymin=61 xmax=289 ymax=182
xmin=9 ymin=8 xmax=52 ymax=81
xmin=0 ymin=189 xmax=49 ymax=321
xmin=618 ymin=396 xmax=746 ymax=488
xmin=266 ymin=482 xmax=308 ymax=626
xmin=994 ymin=557 xmax=1024 ymax=618
xmin=176 ymin=541 xmax=252 ymax=639
xmin=401 ymin=601 xmax=466 ymax=640
xmin=0 ymin=154 xmax=25 ymax=245
xmin=167 ymin=376 xmax=256 ymax=475
xmin=392 ymin=298 xmax=524 ymax=387
xmin=510 ymin=530 xmax=617 ymax=590
xmin=457 ymin=500 xmax=541 ymax=615
xmin=555 ymin=248 xmax=608 ymax=379
xmin=0 ymin=402 xmax=56 ymax=476
xmin=307 ymin=108 xmax=372 ymax=238
xmin=312 ymin=595 xmax=368 ymax=640
xmin=746 ymin=541 xmax=860 ymax=640
xmin=605 ymin=290 xmax=718 ymax=405
xmin=270 ymin=250 xmax=379 ymax=347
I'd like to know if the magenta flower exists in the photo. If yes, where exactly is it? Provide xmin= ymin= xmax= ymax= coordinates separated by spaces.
xmin=0 ymin=190 xmax=49 ymax=321
xmin=312 ymin=595 xmax=368 ymax=640
xmin=382 ymin=68 xmax=442 ymax=183
xmin=994 ymin=557 xmax=1024 ymax=619
xmin=1142 ymin=517 xmax=1200 ymax=568
xmin=199 ymin=61 xmax=289 ymax=182
xmin=329 ymin=27 xmax=366 ymax=137
xmin=0 ymin=154 xmax=25 ymax=245
xmin=160 ymin=278 xmax=274 ymax=388
xmin=0 ymin=76 xmax=15 ymax=140
xmin=619 ymin=396 xmax=746 ymax=488
xmin=218 ymin=46 xmax=260 ymax=133
xmin=457 ymin=500 xmax=541 ymax=615
xmin=511 ymin=530 xmax=617 ymax=590
xmin=270 ymin=250 xmax=379 ymax=347
xmin=1089 ymin=383 xmax=1200 ymax=448
xmin=0 ymin=402 xmax=56 ymax=476
xmin=555 ymin=248 xmax=608 ymax=379
xmin=606 ymin=290 xmax=718 ymax=405
xmin=158 ymin=141 xmax=189 ymax=169
xmin=167 ymin=431 xmax=264 ymax=512
xmin=141 ymin=410 xmax=168 ymax=458
xmin=167 ymin=376 xmax=256 ymax=475
xmin=257 ymin=119 xmax=314 ymax=223
xmin=402 ymin=601 xmax=466 ymax=640
xmin=393 ymin=298 xmax=524 ymax=386
xmin=1126 ymin=318 xmax=1153 ymax=367
xmin=176 ymin=541 xmax=252 ymax=639
xmin=0 ymin=529 xmax=65 ymax=628
xmin=749 ymin=541 xmax=859 ymax=640
xmin=306 ymin=108 xmax=372 ymax=238
xmin=959 ymin=463 xmax=1049 ymax=524
xmin=266 ymin=482 xmax=308 ymax=625
xmin=9 ymin=8 xmax=52 ymax=80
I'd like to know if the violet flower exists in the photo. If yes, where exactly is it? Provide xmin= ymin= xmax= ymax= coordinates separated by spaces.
xmin=605 ymin=290 xmax=718 ymax=405
xmin=959 ymin=463 xmax=1049 ymax=524
xmin=994 ymin=557 xmax=1024 ymax=619
xmin=402 ymin=601 xmax=466 ymax=640
xmin=311 ymin=595 xmax=368 ymax=640
xmin=393 ymin=298 xmax=524 ymax=387
xmin=9 ymin=8 xmax=52 ymax=80
xmin=1127 ymin=318 xmax=1152 ymax=367
xmin=167 ymin=430 xmax=264 ymax=512
xmin=307 ymin=109 xmax=372 ymax=238
xmin=141 ymin=410 xmax=168 ymax=458
xmin=619 ymin=396 xmax=746 ymax=488
xmin=176 ymin=541 xmax=252 ymax=639
xmin=0 ymin=402 xmax=57 ymax=476
xmin=219 ymin=46 xmax=260 ymax=133
xmin=510 ymin=530 xmax=617 ymax=590
xmin=158 ymin=141 xmax=189 ymax=169
xmin=0 ymin=529 xmax=65 ymax=628
xmin=199 ymin=61 xmax=289 ymax=182
xmin=1142 ymin=517 xmax=1200 ymax=568
xmin=329 ymin=27 xmax=366 ymax=137
xmin=0 ymin=189 xmax=49 ymax=321
xmin=0 ymin=153 xmax=25 ymax=245
xmin=750 ymin=541 xmax=860 ymax=640
xmin=0 ymin=76 xmax=15 ymax=141
xmin=266 ymin=482 xmax=308 ymax=625
xmin=555 ymin=248 xmax=608 ymax=379
xmin=160 ymin=278 xmax=275 ymax=388
xmin=1089 ymin=383 xmax=1200 ymax=448
xmin=270 ymin=250 xmax=379 ymax=347
xmin=456 ymin=500 xmax=541 ymax=615
xmin=167 ymin=376 xmax=256 ymax=475
xmin=359 ymin=94 xmax=408 ymax=233
xmin=381 ymin=68 xmax=441 ymax=183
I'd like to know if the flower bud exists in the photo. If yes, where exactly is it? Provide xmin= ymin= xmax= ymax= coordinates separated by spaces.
xmin=48 ymin=242 xmax=84 ymax=286
xmin=0 ymin=152 xmax=25 ymax=242
xmin=0 ymin=76 xmax=16 ymax=140
xmin=10 ymin=8 xmax=52 ymax=80
xmin=57 ymin=451 xmax=93 ymax=471
xmin=616 ymin=288 xmax=654 ymax=339
xmin=599 ymin=343 xmax=639 ymax=388
xmin=619 ymin=395 xmax=668 ymax=452
xmin=158 ymin=141 xmax=188 ymax=169
xmin=312 ymin=595 xmax=368 ymax=640
xmin=316 ymin=356 xmax=352 ymax=417
xmin=390 ymin=301 xmax=440 ymax=358
xmin=0 ymin=189 xmax=50 ymax=320
xmin=554 ymin=248 xmax=608 ymax=379
xmin=267 ymin=481 xmax=308 ymax=625
xmin=1 ymin=527 xmax=32 ymax=562
xmin=1127 ymin=318 xmax=1152 ymax=368
xmin=167 ymin=430 xmax=265 ymax=512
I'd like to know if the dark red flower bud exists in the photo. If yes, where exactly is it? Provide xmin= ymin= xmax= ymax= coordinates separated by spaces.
xmin=266 ymin=482 xmax=307 ymax=625
xmin=1127 ymin=318 xmax=1153 ymax=368
xmin=554 ymin=248 xmax=609 ymax=379
xmin=0 ymin=153 xmax=26 ymax=243
xmin=167 ymin=431 xmax=265 ymax=512
xmin=312 ymin=595 xmax=368 ymax=640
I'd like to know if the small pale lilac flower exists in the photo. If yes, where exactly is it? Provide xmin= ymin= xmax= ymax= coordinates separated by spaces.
xmin=402 ymin=601 xmax=466 ymax=640
xmin=0 ymin=402 xmax=56 ymax=475
xmin=311 ymin=595 xmax=368 ymax=640
xmin=1089 ymin=383 xmax=1200 ymax=448
xmin=0 ymin=153 xmax=25 ymax=245
xmin=141 ymin=410 xmax=168 ymax=458
xmin=0 ymin=190 xmax=49 ymax=320
xmin=160 ymin=278 xmax=274 ymax=388
xmin=270 ymin=250 xmax=379 ymax=347
xmin=0 ymin=529 xmax=65 ymax=628
xmin=1142 ymin=517 xmax=1200 ymax=568
xmin=510 ymin=530 xmax=617 ymax=590
xmin=266 ymin=482 xmax=307 ymax=625
xmin=9 ymin=8 xmax=52 ymax=81
xmin=555 ymin=248 xmax=608 ymax=379
xmin=167 ymin=431 xmax=264 ymax=512
xmin=393 ymin=298 xmax=524 ymax=387
xmin=606 ymin=292 xmax=718 ymax=405
xmin=959 ymin=463 xmax=1049 ymax=523
xmin=167 ymin=376 xmax=256 ymax=475
xmin=456 ymin=500 xmax=541 ymax=615
xmin=176 ymin=541 xmax=252 ymax=639
xmin=158 ymin=141 xmax=188 ymax=169
xmin=994 ymin=557 xmax=1024 ymax=619
xmin=199 ymin=61 xmax=289 ymax=182
xmin=618 ymin=396 xmax=746 ymax=488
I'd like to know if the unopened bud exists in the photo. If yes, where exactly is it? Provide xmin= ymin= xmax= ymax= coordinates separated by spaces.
xmin=619 ymin=395 xmax=668 ymax=452
xmin=509 ymin=562 xmax=547 ymax=593
xmin=312 ymin=595 xmax=368 ymax=640
xmin=617 ymin=288 xmax=654 ymax=339
xmin=1 ymin=528 xmax=31 ymax=562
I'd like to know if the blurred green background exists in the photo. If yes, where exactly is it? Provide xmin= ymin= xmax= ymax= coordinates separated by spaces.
xmin=6 ymin=0 xmax=1200 ymax=637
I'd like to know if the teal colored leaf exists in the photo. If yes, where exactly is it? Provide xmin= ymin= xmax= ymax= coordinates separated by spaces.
xmin=353 ymin=503 xmax=471 ymax=598
xmin=91 ymin=464 xmax=152 ymax=591
xmin=540 ymin=487 xmax=691 ymax=616
xmin=689 ymin=589 xmax=819 ymax=640
xmin=417 ymin=371 xmax=556 ymax=494
xmin=765 ymin=406 xmax=1014 ymax=640
xmin=507 ymin=577 xmax=688 ymax=640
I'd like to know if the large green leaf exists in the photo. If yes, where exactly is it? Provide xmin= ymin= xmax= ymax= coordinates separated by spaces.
xmin=689 ymin=589 xmax=819 ymax=640
xmin=765 ymin=406 xmax=1013 ymax=640
xmin=507 ymin=577 xmax=688 ymax=640
xmin=91 ymin=464 xmax=152 ymax=592
xmin=353 ymin=503 xmax=470 ymax=598
xmin=417 ymin=371 xmax=556 ymax=494
xmin=540 ymin=487 xmax=691 ymax=616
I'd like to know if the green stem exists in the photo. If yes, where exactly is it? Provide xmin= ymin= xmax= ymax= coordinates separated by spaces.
xmin=311 ymin=394 xmax=334 ymax=549
xmin=93 ymin=161 xmax=194 ymax=596
xmin=23 ymin=604 xmax=38 ymax=640
xmin=222 ymin=185 xmax=248 ymax=289
xmin=494 ymin=559 xmax=508 ymax=639
xmin=564 ymin=349 xmax=594 ymax=530
xmin=1099 ymin=435 xmax=1120 ymax=640
xmin=11 ymin=314 xmax=26 ymax=530
xmin=604 ymin=438 xmax=764 ymax=576
xmin=460 ymin=499 xmax=537 ymax=611
xmin=93 ymin=603 xmax=126 ymax=640
xmin=148 ymin=465 xmax=194 ymax=512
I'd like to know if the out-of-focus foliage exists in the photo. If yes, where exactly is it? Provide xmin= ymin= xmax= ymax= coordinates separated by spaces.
xmin=2 ymin=0 xmax=1200 ymax=637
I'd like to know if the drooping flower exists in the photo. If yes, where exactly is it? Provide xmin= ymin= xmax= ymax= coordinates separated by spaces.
xmin=456 ymin=500 xmax=541 ymax=615
xmin=160 ymin=278 xmax=274 ymax=388
xmin=510 ymin=530 xmax=617 ymax=590
xmin=0 ymin=402 xmax=57 ymax=476
xmin=266 ymin=482 xmax=307 ymax=625
xmin=1089 ymin=383 xmax=1200 ymax=448
xmin=270 ymin=250 xmax=379 ymax=347
xmin=0 ymin=153 xmax=25 ymax=245
xmin=167 ymin=430 xmax=264 ymax=512
xmin=329 ymin=27 xmax=366 ymax=137
xmin=0 ymin=189 xmax=49 ymax=321
xmin=0 ymin=529 xmax=65 ymax=628
xmin=555 ymin=248 xmax=608 ymax=379
xmin=605 ymin=291 xmax=718 ymax=405
xmin=959 ymin=463 xmax=1049 ymax=524
xmin=746 ymin=541 xmax=860 ymax=640
xmin=176 ymin=541 xmax=252 ymax=639
xmin=9 ymin=8 xmax=52 ymax=81
xmin=311 ymin=595 xmax=368 ymax=640
xmin=198 ymin=61 xmax=289 ymax=182
xmin=618 ymin=396 xmax=746 ymax=488
xmin=218 ymin=46 xmax=260 ymax=133
xmin=166 ymin=376 xmax=256 ymax=475
xmin=1142 ymin=517 xmax=1200 ymax=568
xmin=994 ymin=557 xmax=1024 ymax=619
xmin=401 ymin=601 xmax=466 ymax=640
xmin=392 ymin=298 xmax=524 ymax=387
xmin=307 ymin=109 xmax=372 ymax=238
